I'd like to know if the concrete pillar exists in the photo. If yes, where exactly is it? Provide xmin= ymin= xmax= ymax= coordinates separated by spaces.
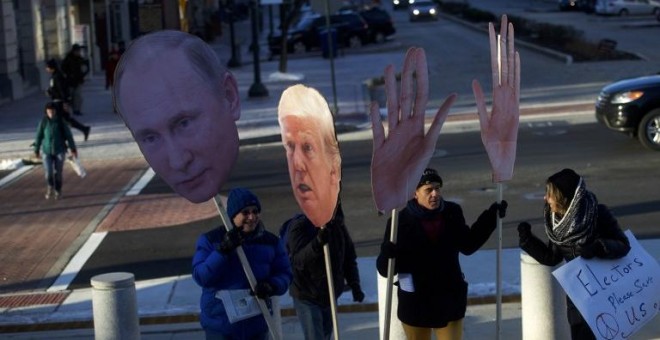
xmin=91 ymin=272 xmax=140 ymax=340
xmin=0 ymin=0 xmax=23 ymax=101
xmin=520 ymin=252 xmax=570 ymax=340
xmin=377 ymin=272 xmax=405 ymax=340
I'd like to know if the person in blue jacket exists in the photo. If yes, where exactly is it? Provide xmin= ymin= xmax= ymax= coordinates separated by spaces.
xmin=192 ymin=187 xmax=292 ymax=339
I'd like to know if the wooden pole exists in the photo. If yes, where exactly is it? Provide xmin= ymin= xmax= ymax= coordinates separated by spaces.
xmin=323 ymin=238 xmax=340 ymax=340
xmin=382 ymin=209 xmax=399 ymax=340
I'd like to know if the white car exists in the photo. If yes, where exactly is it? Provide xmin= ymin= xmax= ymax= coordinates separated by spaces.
xmin=594 ymin=0 xmax=660 ymax=16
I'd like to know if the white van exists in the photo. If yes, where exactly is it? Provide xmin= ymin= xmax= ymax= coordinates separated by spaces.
xmin=594 ymin=0 xmax=660 ymax=15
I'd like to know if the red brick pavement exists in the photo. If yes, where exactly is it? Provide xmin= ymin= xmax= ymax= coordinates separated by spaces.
xmin=0 ymin=158 xmax=148 ymax=295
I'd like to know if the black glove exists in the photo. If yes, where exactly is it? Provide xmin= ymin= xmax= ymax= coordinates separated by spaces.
xmin=351 ymin=286 xmax=365 ymax=303
xmin=489 ymin=200 xmax=508 ymax=218
xmin=380 ymin=241 xmax=397 ymax=259
xmin=251 ymin=281 xmax=274 ymax=299
xmin=580 ymin=240 xmax=604 ymax=259
xmin=218 ymin=228 xmax=243 ymax=254
xmin=517 ymin=222 xmax=532 ymax=243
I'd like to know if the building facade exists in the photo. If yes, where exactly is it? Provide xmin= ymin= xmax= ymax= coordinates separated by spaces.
xmin=0 ymin=0 xmax=218 ymax=105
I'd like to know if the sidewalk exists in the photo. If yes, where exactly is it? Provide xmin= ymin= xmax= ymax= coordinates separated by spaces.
xmin=1 ymin=242 xmax=659 ymax=338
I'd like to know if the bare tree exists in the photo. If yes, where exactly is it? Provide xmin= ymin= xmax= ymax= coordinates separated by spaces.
xmin=278 ymin=0 xmax=306 ymax=73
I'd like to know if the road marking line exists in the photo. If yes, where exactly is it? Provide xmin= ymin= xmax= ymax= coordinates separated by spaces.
xmin=0 ymin=165 xmax=33 ymax=189
xmin=47 ymin=232 xmax=108 ymax=292
xmin=126 ymin=167 xmax=155 ymax=196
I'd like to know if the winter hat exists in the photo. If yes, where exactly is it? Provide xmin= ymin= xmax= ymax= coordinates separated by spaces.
xmin=547 ymin=168 xmax=581 ymax=202
xmin=227 ymin=188 xmax=261 ymax=219
xmin=46 ymin=58 xmax=58 ymax=70
xmin=417 ymin=168 xmax=443 ymax=189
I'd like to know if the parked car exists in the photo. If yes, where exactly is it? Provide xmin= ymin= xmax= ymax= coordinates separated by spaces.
xmin=408 ymin=0 xmax=439 ymax=21
xmin=267 ymin=13 xmax=369 ymax=56
xmin=595 ymin=74 xmax=660 ymax=151
xmin=392 ymin=0 xmax=414 ymax=10
xmin=594 ymin=0 xmax=660 ymax=16
xmin=359 ymin=7 xmax=396 ymax=43
xmin=558 ymin=0 xmax=587 ymax=11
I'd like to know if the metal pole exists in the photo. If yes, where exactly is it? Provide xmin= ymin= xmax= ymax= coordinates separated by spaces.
xmin=382 ymin=209 xmax=398 ymax=340
xmin=496 ymin=182 xmax=503 ymax=340
xmin=248 ymin=0 xmax=268 ymax=97
xmin=323 ymin=240 xmax=340 ymax=340
xmin=227 ymin=0 xmax=241 ymax=67
xmin=323 ymin=0 xmax=339 ymax=115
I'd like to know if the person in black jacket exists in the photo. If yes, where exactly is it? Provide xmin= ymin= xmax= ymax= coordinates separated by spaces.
xmin=517 ymin=168 xmax=630 ymax=340
xmin=45 ymin=58 xmax=90 ymax=141
xmin=286 ymin=204 xmax=364 ymax=340
xmin=60 ymin=44 xmax=89 ymax=116
xmin=377 ymin=168 xmax=507 ymax=340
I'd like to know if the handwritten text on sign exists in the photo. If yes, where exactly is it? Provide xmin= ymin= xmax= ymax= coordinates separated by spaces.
xmin=553 ymin=230 xmax=660 ymax=340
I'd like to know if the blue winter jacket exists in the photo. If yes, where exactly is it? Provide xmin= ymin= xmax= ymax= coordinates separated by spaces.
xmin=192 ymin=223 xmax=292 ymax=338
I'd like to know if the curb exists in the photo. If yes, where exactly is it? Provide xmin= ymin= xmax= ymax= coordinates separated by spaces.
xmin=0 ymin=295 xmax=522 ymax=334
xmin=439 ymin=13 xmax=574 ymax=65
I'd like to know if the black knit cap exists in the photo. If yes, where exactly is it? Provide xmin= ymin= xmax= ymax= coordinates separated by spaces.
xmin=547 ymin=168 xmax=581 ymax=202
xmin=417 ymin=168 xmax=443 ymax=188
xmin=46 ymin=58 xmax=58 ymax=69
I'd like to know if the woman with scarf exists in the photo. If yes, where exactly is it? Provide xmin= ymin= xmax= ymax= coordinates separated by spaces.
xmin=376 ymin=168 xmax=507 ymax=340
xmin=517 ymin=168 xmax=630 ymax=340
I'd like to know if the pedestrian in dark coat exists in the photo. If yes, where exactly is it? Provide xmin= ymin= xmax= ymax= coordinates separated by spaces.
xmin=518 ymin=168 xmax=630 ymax=340
xmin=61 ymin=44 xmax=89 ymax=116
xmin=33 ymin=102 xmax=77 ymax=200
xmin=377 ymin=168 xmax=507 ymax=340
xmin=192 ymin=188 xmax=292 ymax=339
xmin=45 ymin=58 xmax=90 ymax=141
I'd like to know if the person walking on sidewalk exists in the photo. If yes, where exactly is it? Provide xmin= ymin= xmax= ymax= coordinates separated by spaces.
xmin=376 ymin=168 xmax=507 ymax=340
xmin=45 ymin=58 xmax=91 ymax=141
xmin=192 ymin=187 xmax=292 ymax=340
xmin=517 ymin=168 xmax=630 ymax=340
xmin=61 ymin=44 xmax=89 ymax=116
xmin=33 ymin=102 xmax=77 ymax=200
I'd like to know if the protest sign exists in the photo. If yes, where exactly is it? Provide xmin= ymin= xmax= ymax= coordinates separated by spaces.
xmin=553 ymin=230 xmax=660 ymax=339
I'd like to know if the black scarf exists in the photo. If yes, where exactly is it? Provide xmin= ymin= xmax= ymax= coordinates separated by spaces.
xmin=407 ymin=199 xmax=445 ymax=219
xmin=544 ymin=179 xmax=598 ymax=247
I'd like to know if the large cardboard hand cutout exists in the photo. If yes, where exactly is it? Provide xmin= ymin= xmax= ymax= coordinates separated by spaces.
xmin=113 ymin=31 xmax=241 ymax=203
xmin=278 ymin=84 xmax=341 ymax=227
xmin=369 ymin=47 xmax=457 ymax=213
xmin=472 ymin=15 xmax=521 ymax=183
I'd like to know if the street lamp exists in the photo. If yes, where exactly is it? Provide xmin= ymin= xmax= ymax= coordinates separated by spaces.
xmin=226 ymin=0 xmax=241 ymax=68
xmin=248 ymin=0 xmax=268 ymax=97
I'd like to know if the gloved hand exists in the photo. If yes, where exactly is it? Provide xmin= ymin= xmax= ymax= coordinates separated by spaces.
xmin=489 ymin=200 xmax=508 ymax=218
xmin=351 ymin=285 xmax=365 ymax=303
xmin=251 ymin=281 xmax=274 ymax=299
xmin=517 ymin=222 xmax=532 ymax=244
xmin=580 ymin=240 xmax=604 ymax=259
xmin=380 ymin=241 xmax=397 ymax=259
xmin=219 ymin=228 xmax=243 ymax=254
